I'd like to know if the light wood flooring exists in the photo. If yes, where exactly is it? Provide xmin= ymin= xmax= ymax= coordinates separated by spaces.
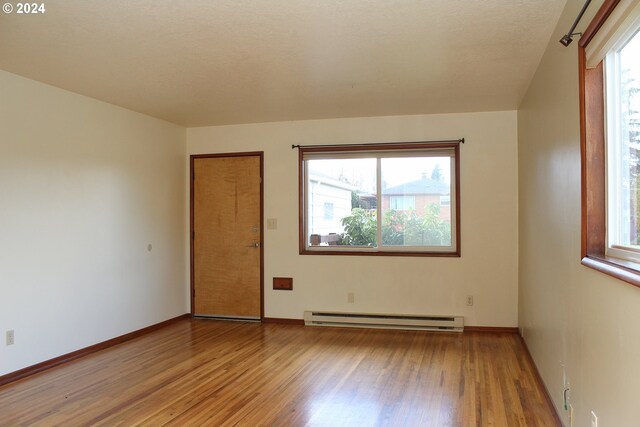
xmin=0 ymin=319 xmax=560 ymax=426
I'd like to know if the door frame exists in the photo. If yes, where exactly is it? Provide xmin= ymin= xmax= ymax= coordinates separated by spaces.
xmin=190 ymin=152 xmax=264 ymax=320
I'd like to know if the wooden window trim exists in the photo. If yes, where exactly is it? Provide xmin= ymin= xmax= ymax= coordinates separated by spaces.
xmin=579 ymin=0 xmax=640 ymax=288
xmin=298 ymin=142 xmax=461 ymax=257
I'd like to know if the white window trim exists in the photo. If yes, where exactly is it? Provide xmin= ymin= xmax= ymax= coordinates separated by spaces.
xmin=586 ymin=0 xmax=640 ymax=68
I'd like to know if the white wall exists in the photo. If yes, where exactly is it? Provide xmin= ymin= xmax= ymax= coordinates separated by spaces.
xmin=518 ymin=1 xmax=640 ymax=426
xmin=188 ymin=111 xmax=519 ymax=326
xmin=0 ymin=71 xmax=188 ymax=376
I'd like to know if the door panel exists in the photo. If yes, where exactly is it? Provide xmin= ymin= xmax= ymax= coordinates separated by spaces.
xmin=193 ymin=155 xmax=262 ymax=318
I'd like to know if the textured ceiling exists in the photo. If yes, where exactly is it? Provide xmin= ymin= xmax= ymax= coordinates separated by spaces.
xmin=0 ymin=0 xmax=567 ymax=127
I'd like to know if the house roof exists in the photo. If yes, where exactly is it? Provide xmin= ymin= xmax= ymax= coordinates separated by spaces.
xmin=382 ymin=177 xmax=450 ymax=196
xmin=308 ymin=172 xmax=358 ymax=192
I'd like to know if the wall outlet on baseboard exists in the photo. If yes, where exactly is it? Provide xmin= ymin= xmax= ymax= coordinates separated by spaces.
xmin=6 ymin=330 xmax=14 ymax=346
xmin=466 ymin=295 xmax=474 ymax=306
xmin=347 ymin=292 xmax=355 ymax=303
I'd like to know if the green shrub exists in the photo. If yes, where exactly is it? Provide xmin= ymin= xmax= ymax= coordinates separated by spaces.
xmin=339 ymin=204 xmax=451 ymax=247
xmin=339 ymin=208 xmax=377 ymax=246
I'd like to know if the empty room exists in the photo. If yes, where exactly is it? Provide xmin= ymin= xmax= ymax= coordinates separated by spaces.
xmin=1 ymin=0 xmax=639 ymax=426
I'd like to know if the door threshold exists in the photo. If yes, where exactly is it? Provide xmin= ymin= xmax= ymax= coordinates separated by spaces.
xmin=194 ymin=315 xmax=261 ymax=322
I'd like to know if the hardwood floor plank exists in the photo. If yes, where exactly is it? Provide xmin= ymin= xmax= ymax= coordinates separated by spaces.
xmin=0 ymin=320 xmax=559 ymax=427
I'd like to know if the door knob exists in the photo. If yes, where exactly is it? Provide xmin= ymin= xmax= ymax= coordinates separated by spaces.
xmin=246 ymin=242 xmax=260 ymax=248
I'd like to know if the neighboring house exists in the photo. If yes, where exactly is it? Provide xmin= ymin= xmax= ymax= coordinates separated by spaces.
xmin=381 ymin=174 xmax=451 ymax=221
xmin=356 ymin=192 xmax=377 ymax=210
xmin=308 ymin=173 xmax=357 ymax=236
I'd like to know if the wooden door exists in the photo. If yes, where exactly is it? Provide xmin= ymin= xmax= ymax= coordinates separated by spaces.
xmin=192 ymin=154 xmax=262 ymax=319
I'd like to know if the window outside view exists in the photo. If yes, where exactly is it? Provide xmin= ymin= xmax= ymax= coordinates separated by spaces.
xmin=610 ymin=30 xmax=640 ymax=250
xmin=306 ymin=156 xmax=452 ymax=250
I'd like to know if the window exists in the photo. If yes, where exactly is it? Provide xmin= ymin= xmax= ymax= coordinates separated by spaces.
xmin=390 ymin=195 xmax=416 ymax=210
xmin=440 ymin=195 xmax=451 ymax=206
xmin=606 ymin=29 xmax=640 ymax=263
xmin=299 ymin=142 xmax=460 ymax=256
xmin=580 ymin=0 xmax=640 ymax=287
xmin=323 ymin=202 xmax=334 ymax=220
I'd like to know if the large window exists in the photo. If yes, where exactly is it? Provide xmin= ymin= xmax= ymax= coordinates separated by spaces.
xmin=580 ymin=0 xmax=640 ymax=287
xmin=606 ymin=28 xmax=640 ymax=262
xmin=299 ymin=142 xmax=460 ymax=256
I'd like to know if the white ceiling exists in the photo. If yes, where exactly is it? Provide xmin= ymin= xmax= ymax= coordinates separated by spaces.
xmin=0 ymin=0 xmax=567 ymax=127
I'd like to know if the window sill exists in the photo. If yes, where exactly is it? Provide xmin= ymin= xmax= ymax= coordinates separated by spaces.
xmin=300 ymin=249 xmax=461 ymax=257
xmin=581 ymin=255 xmax=640 ymax=288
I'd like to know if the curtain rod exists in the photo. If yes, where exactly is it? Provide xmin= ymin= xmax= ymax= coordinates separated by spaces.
xmin=559 ymin=0 xmax=592 ymax=46
xmin=292 ymin=138 xmax=464 ymax=150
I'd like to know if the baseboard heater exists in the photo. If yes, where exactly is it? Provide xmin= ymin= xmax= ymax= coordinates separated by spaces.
xmin=303 ymin=311 xmax=464 ymax=332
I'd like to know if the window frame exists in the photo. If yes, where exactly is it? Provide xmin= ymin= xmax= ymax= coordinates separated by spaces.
xmin=580 ymin=0 xmax=640 ymax=287
xmin=298 ymin=141 xmax=461 ymax=257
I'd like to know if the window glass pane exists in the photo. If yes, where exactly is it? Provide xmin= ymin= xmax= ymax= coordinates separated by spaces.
xmin=307 ymin=158 xmax=377 ymax=247
xmin=616 ymin=30 xmax=640 ymax=247
xmin=380 ymin=157 xmax=452 ymax=247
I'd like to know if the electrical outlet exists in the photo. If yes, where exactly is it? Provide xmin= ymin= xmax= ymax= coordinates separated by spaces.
xmin=267 ymin=218 xmax=278 ymax=230
xmin=466 ymin=295 xmax=474 ymax=306
xmin=347 ymin=292 xmax=355 ymax=303
xmin=591 ymin=411 xmax=598 ymax=427
xmin=6 ymin=330 xmax=14 ymax=346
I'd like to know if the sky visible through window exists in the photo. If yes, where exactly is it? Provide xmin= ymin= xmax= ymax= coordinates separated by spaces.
xmin=308 ymin=156 xmax=451 ymax=193
xmin=621 ymin=29 xmax=640 ymax=130
xmin=622 ymin=29 xmax=640 ymax=83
